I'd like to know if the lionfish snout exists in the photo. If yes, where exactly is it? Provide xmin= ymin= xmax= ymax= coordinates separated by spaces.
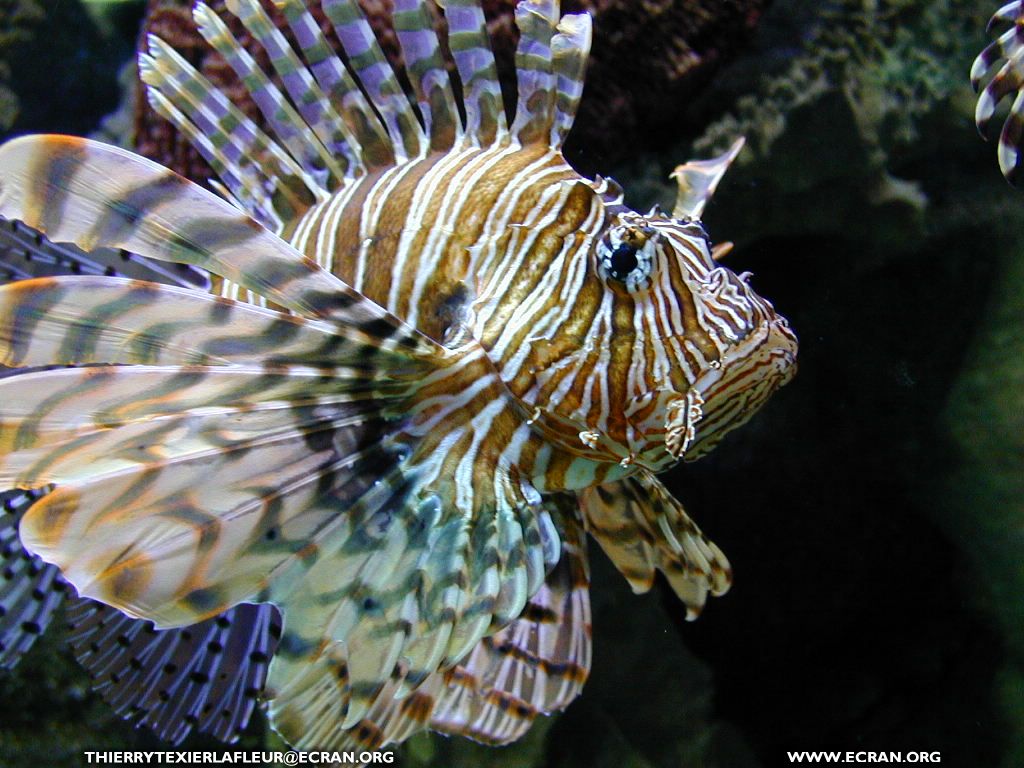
xmin=682 ymin=309 xmax=798 ymax=461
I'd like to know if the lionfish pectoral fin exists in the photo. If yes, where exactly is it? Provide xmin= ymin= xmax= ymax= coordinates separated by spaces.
xmin=579 ymin=471 xmax=732 ymax=620
xmin=68 ymin=599 xmax=281 ymax=744
xmin=972 ymin=1 xmax=1024 ymax=184
xmin=671 ymin=137 xmax=745 ymax=220
xmin=0 ymin=134 xmax=444 ymax=360
xmin=263 ymin=482 xmax=568 ymax=750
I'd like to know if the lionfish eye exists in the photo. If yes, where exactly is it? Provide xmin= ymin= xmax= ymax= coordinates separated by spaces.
xmin=608 ymin=243 xmax=639 ymax=280
xmin=597 ymin=229 xmax=655 ymax=289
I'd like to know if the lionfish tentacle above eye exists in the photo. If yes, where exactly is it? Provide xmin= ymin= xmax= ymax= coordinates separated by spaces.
xmin=973 ymin=1 xmax=1024 ymax=184
xmin=672 ymin=137 xmax=746 ymax=220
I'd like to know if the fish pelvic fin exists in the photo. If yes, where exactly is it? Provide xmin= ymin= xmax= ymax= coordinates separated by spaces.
xmin=579 ymin=471 xmax=732 ymax=620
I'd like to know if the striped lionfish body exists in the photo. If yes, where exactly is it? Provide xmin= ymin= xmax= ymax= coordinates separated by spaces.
xmin=0 ymin=0 xmax=796 ymax=753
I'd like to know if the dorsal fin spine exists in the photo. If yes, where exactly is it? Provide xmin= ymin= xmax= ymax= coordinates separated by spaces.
xmin=510 ymin=0 xmax=559 ymax=146
xmin=275 ymin=0 xmax=397 ymax=169
xmin=391 ymin=0 xmax=461 ymax=151
xmin=550 ymin=12 xmax=591 ymax=149
xmin=226 ymin=0 xmax=363 ymax=178
xmin=138 ymin=34 xmax=318 ymax=230
xmin=194 ymin=3 xmax=345 ymax=188
xmin=142 ymin=86 xmax=282 ymax=231
xmin=437 ymin=0 xmax=508 ymax=148
xmin=321 ymin=0 xmax=427 ymax=162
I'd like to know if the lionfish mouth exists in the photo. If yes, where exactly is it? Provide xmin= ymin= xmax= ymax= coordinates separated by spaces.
xmin=676 ymin=317 xmax=798 ymax=461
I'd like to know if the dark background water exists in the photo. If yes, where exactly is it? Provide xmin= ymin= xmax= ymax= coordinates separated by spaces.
xmin=0 ymin=1 xmax=1022 ymax=767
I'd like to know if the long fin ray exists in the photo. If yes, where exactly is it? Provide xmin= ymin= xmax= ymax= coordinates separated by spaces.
xmin=0 ymin=365 xmax=397 ymax=466
xmin=510 ymin=0 xmax=559 ymax=146
xmin=549 ymin=13 xmax=591 ymax=148
xmin=0 ymin=134 xmax=445 ymax=363
xmin=429 ymin=508 xmax=590 ymax=745
xmin=225 ymin=0 xmax=363 ymax=176
xmin=0 ymin=276 xmax=367 ymax=369
xmin=268 ymin=507 xmax=589 ymax=751
xmin=139 ymin=37 xmax=317 ymax=231
xmin=391 ymin=0 xmax=460 ymax=151
xmin=263 ymin=466 xmax=552 ymax=746
xmin=19 ymin=412 xmax=408 ymax=628
xmin=194 ymin=2 xmax=347 ymax=189
xmin=276 ymin=0 xmax=396 ymax=169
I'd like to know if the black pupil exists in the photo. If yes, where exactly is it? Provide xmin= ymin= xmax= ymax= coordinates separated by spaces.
xmin=609 ymin=243 xmax=639 ymax=280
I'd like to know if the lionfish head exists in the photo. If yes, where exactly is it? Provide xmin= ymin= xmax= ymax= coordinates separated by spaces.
xmin=590 ymin=207 xmax=798 ymax=469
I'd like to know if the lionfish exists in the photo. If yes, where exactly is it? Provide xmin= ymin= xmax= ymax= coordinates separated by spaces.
xmin=0 ymin=0 xmax=798 ymax=753
xmin=974 ymin=1 xmax=1024 ymax=184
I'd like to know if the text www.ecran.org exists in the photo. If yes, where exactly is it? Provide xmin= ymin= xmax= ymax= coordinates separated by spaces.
xmin=787 ymin=752 xmax=941 ymax=764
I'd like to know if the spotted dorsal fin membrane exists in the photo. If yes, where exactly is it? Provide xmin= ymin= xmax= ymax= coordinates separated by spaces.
xmin=510 ymin=0 xmax=559 ymax=146
xmin=0 ymin=488 xmax=63 ymax=669
xmin=68 ymin=600 xmax=280 ymax=744
xmin=322 ymin=0 xmax=428 ymax=162
xmin=549 ymin=12 xmax=592 ymax=149
xmin=436 ymin=0 xmax=507 ymax=147
xmin=972 ymin=1 xmax=1024 ymax=184
xmin=579 ymin=471 xmax=731 ymax=620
